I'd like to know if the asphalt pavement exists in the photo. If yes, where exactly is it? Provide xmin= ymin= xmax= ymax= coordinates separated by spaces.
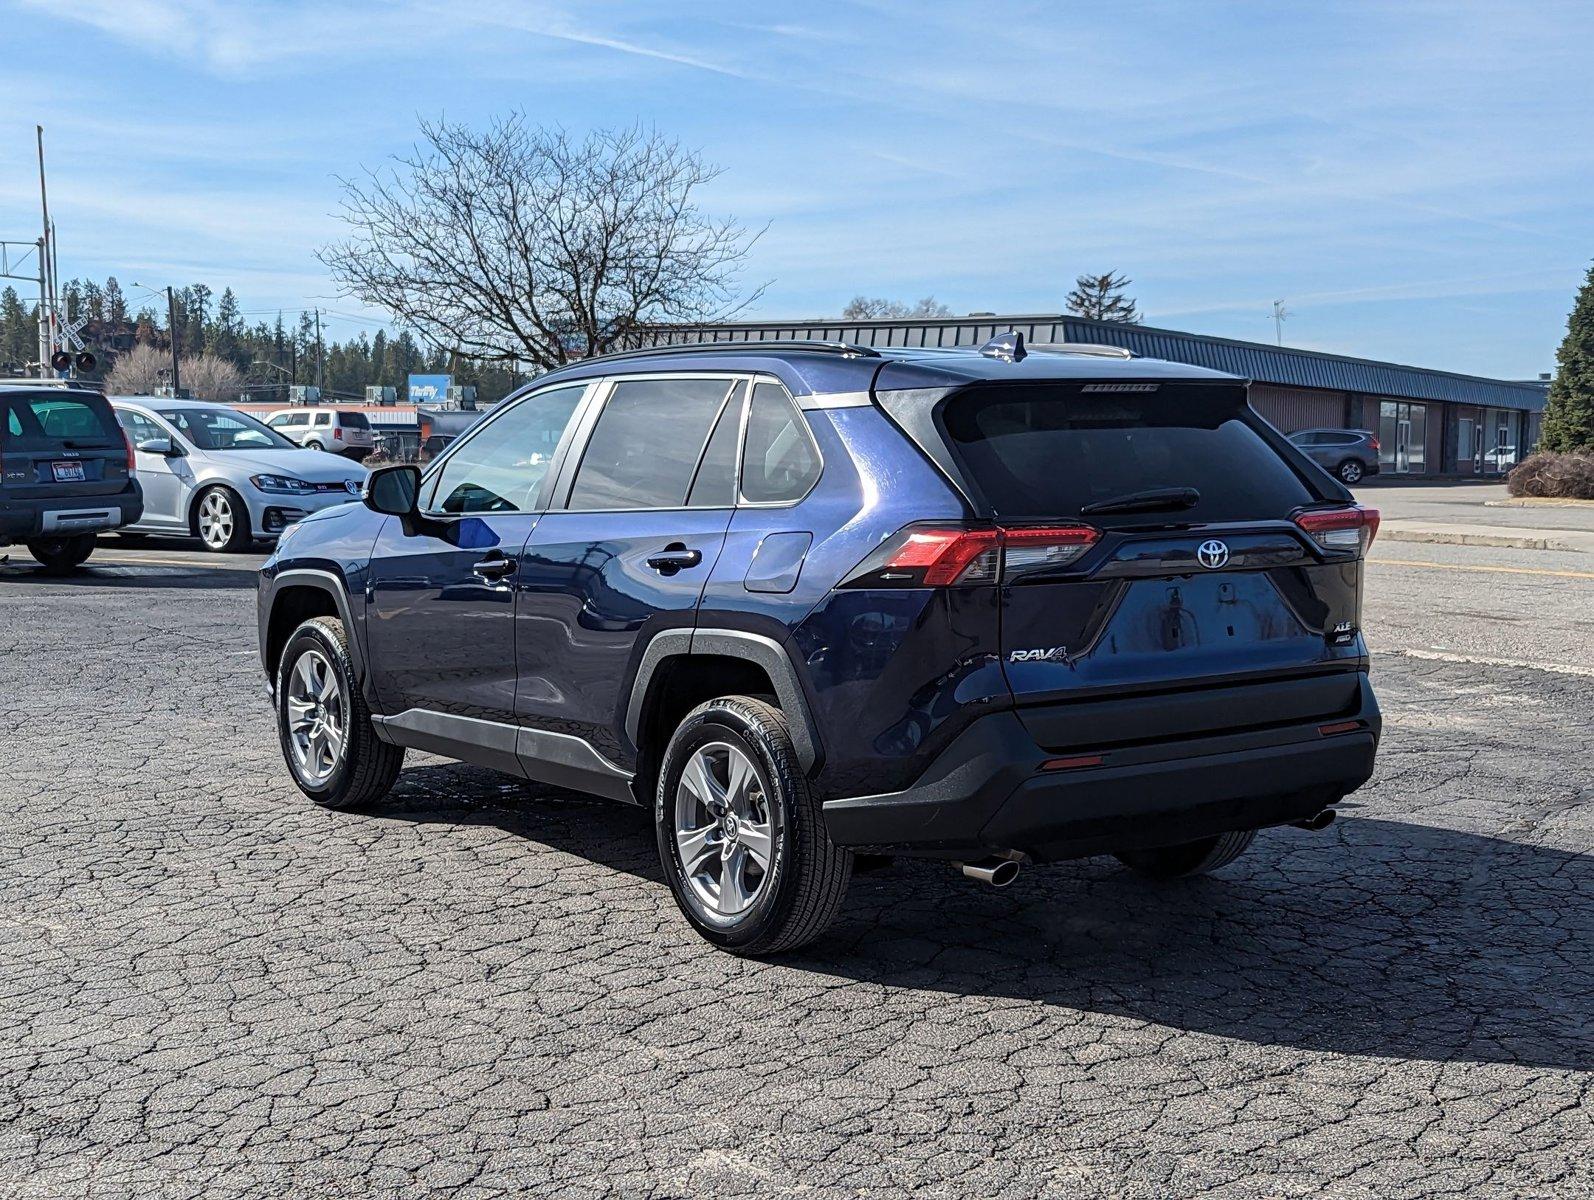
xmin=0 ymin=518 xmax=1589 ymax=1198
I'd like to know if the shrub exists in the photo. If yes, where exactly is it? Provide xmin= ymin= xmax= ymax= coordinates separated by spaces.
xmin=1506 ymin=451 xmax=1594 ymax=499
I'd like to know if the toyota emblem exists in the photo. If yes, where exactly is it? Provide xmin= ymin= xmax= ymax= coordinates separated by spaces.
xmin=1197 ymin=539 xmax=1230 ymax=569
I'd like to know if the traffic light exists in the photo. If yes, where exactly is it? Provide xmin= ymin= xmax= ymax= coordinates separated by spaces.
xmin=50 ymin=350 xmax=72 ymax=372
xmin=75 ymin=351 xmax=96 ymax=372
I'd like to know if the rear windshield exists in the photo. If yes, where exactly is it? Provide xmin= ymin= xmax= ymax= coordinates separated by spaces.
xmin=338 ymin=411 xmax=371 ymax=429
xmin=2 ymin=392 xmax=120 ymax=447
xmin=938 ymin=384 xmax=1316 ymax=523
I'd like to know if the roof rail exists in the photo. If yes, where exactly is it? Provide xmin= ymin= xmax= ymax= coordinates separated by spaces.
xmin=0 ymin=376 xmax=107 ymax=391
xmin=1029 ymin=342 xmax=1134 ymax=359
xmin=580 ymin=339 xmax=881 ymax=365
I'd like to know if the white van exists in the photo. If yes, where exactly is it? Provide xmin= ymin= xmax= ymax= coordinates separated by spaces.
xmin=265 ymin=408 xmax=375 ymax=459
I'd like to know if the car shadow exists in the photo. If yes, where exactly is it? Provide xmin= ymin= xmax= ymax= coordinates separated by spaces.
xmin=0 ymin=559 xmax=259 ymax=589
xmin=374 ymin=762 xmax=1590 ymax=1072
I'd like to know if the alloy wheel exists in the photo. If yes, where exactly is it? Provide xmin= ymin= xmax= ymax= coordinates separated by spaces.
xmin=198 ymin=490 xmax=234 ymax=549
xmin=674 ymin=740 xmax=776 ymax=918
xmin=285 ymin=648 xmax=346 ymax=785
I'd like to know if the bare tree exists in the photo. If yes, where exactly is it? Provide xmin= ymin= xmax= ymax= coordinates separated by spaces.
xmin=106 ymin=345 xmax=243 ymax=400
xmin=181 ymin=353 xmax=246 ymax=402
xmin=105 ymin=343 xmax=166 ymax=395
xmin=321 ymin=117 xmax=765 ymax=368
xmin=841 ymin=295 xmax=954 ymax=320
xmin=1065 ymin=272 xmax=1141 ymax=323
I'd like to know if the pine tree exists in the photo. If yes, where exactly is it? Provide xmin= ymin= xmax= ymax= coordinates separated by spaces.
xmin=1 ymin=286 xmax=34 ymax=368
xmin=1065 ymin=272 xmax=1141 ymax=323
xmin=1541 ymin=264 xmax=1594 ymax=454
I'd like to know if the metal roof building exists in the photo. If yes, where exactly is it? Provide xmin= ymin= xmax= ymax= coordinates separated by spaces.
xmin=643 ymin=313 xmax=1549 ymax=478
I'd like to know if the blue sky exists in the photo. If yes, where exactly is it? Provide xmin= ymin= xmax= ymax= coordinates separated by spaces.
xmin=1 ymin=0 xmax=1589 ymax=377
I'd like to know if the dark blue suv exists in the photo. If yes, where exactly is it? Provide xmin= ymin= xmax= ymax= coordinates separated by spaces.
xmin=258 ymin=336 xmax=1381 ymax=954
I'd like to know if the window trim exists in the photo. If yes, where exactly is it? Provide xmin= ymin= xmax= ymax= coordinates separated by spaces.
xmin=417 ymin=379 xmax=600 ymax=517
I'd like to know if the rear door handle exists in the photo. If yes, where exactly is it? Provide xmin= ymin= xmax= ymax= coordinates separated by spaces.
xmin=646 ymin=544 xmax=703 ymax=573
xmin=472 ymin=554 xmax=516 ymax=581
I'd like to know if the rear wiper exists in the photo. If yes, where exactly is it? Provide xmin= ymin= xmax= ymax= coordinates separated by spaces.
xmin=1080 ymin=487 xmax=1201 ymax=516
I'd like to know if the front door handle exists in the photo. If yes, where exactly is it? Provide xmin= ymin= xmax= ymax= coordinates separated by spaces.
xmin=472 ymin=554 xmax=516 ymax=581
xmin=646 ymin=544 xmax=703 ymax=573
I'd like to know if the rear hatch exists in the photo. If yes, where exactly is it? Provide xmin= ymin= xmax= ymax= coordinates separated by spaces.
xmin=337 ymin=410 xmax=374 ymax=445
xmin=2 ymin=389 xmax=131 ymax=501
xmin=878 ymin=378 xmax=1375 ymax=750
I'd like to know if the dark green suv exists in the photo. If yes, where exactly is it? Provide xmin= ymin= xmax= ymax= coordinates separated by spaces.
xmin=0 ymin=382 xmax=142 ymax=571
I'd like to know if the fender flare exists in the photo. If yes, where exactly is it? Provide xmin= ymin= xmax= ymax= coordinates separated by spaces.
xmin=260 ymin=567 xmax=365 ymax=684
xmin=626 ymin=628 xmax=820 ymax=772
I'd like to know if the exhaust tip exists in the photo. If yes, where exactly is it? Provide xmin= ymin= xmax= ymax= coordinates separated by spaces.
xmin=959 ymin=857 xmax=1021 ymax=887
xmin=1292 ymin=809 xmax=1337 ymax=832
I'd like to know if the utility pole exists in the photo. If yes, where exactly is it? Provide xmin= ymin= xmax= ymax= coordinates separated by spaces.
xmin=1272 ymin=299 xmax=1289 ymax=347
xmin=314 ymin=308 xmax=325 ymax=392
xmin=36 ymin=125 xmax=58 ymax=372
xmin=165 ymin=286 xmax=182 ymax=396
xmin=36 ymin=238 xmax=48 ymax=377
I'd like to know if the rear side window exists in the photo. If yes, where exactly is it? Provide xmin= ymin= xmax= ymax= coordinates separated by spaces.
xmin=3 ymin=393 xmax=119 ymax=446
xmin=569 ymin=378 xmax=732 ymax=510
xmin=939 ymin=384 xmax=1315 ymax=523
xmin=740 ymin=381 xmax=821 ymax=504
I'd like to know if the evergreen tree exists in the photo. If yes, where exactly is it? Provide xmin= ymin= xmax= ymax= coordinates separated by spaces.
xmin=1541 ymin=264 xmax=1594 ymax=454
xmin=103 ymin=277 xmax=127 ymax=324
xmin=1 ymin=287 xmax=34 ymax=368
xmin=1065 ymin=272 xmax=1141 ymax=323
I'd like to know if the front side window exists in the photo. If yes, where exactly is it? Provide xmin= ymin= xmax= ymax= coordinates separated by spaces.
xmin=568 ymin=378 xmax=733 ymax=510
xmin=117 ymin=409 xmax=166 ymax=446
xmin=427 ymin=383 xmax=585 ymax=514
xmin=740 ymin=381 xmax=821 ymax=504
xmin=157 ymin=407 xmax=295 ymax=451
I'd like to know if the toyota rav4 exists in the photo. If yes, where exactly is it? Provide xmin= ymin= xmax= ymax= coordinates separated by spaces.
xmin=258 ymin=335 xmax=1381 ymax=955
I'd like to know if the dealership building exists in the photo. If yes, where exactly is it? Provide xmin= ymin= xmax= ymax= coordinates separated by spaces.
xmin=644 ymin=314 xmax=1549 ymax=478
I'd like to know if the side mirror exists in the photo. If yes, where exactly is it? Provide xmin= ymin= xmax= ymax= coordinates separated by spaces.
xmin=365 ymin=463 xmax=421 ymax=517
xmin=136 ymin=437 xmax=175 ymax=456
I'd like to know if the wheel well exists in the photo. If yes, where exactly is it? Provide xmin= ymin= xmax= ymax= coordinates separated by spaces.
xmin=265 ymin=585 xmax=340 ymax=679
xmin=633 ymin=654 xmax=778 ymax=800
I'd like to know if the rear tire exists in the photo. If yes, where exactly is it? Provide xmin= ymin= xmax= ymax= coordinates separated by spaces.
xmin=25 ymin=534 xmax=95 ymax=573
xmin=1336 ymin=459 xmax=1365 ymax=484
xmin=1115 ymin=829 xmax=1257 ymax=880
xmin=276 ymin=615 xmax=404 ymax=810
xmin=306 ymin=440 xmax=325 ymax=452
xmin=656 ymin=695 xmax=852 ymax=955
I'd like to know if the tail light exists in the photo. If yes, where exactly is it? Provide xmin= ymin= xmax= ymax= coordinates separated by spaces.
xmin=1368 ymin=436 xmax=1381 ymax=452
xmin=1294 ymin=505 xmax=1380 ymax=554
xmin=122 ymin=429 xmax=135 ymax=473
xmin=842 ymin=523 xmax=1100 ymax=588
xmin=333 ymin=427 xmax=343 ymax=440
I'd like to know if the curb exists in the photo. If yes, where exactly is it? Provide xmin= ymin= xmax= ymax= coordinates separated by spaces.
xmin=1485 ymin=497 xmax=1594 ymax=509
xmin=1380 ymin=528 xmax=1582 ymax=552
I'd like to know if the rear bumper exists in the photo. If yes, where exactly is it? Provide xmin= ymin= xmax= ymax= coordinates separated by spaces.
xmin=822 ymin=672 xmax=1380 ymax=862
xmin=0 ymin=487 xmax=142 ymax=544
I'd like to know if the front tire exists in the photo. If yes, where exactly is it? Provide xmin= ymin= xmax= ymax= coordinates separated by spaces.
xmin=276 ymin=615 xmax=404 ymax=809
xmin=656 ymin=696 xmax=851 ymax=955
xmin=1115 ymin=829 xmax=1257 ymax=880
xmin=1336 ymin=459 xmax=1365 ymax=485
xmin=194 ymin=485 xmax=252 ymax=553
xmin=25 ymin=534 xmax=95 ymax=573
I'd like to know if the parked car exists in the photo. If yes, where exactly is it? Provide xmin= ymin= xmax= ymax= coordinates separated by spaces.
xmin=113 ymin=397 xmax=367 ymax=552
xmin=258 ymin=336 xmax=1382 ymax=954
xmin=1 ymin=381 xmax=142 ymax=571
xmin=264 ymin=407 xmax=376 ymax=458
xmin=1286 ymin=428 xmax=1381 ymax=484
xmin=416 ymin=406 xmax=486 ymax=462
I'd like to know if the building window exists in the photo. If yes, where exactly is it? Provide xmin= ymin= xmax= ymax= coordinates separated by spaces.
xmin=1378 ymin=401 xmax=1427 ymax=473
